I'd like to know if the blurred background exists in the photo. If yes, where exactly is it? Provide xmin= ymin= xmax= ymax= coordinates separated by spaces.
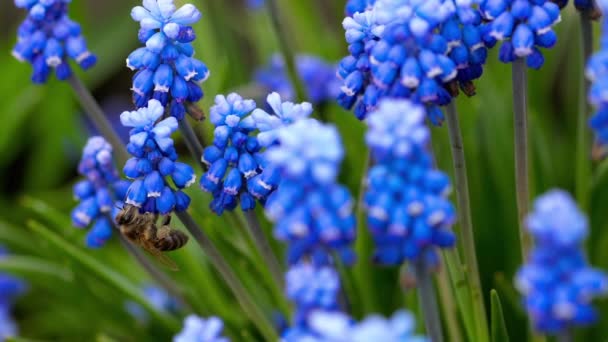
xmin=0 ymin=0 xmax=605 ymax=341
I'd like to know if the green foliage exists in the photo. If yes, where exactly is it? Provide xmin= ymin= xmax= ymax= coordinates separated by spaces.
xmin=0 ymin=1 xmax=607 ymax=341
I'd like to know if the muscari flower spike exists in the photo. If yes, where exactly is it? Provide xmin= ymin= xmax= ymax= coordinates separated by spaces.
xmin=12 ymin=0 xmax=97 ymax=83
xmin=264 ymin=118 xmax=356 ymax=265
xmin=364 ymin=100 xmax=456 ymax=268
xmin=515 ymin=190 xmax=608 ymax=334
xmin=255 ymin=54 xmax=341 ymax=105
xmin=128 ymin=0 xmax=209 ymax=120
xmin=282 ymin=310 xmax=427 ymax=342
xmin=121 ymin=99 xmax=196 ymax=215
xmin=479 ymin=0 xmax=562 ymax=69
xmin=173 ymin=315 xmax=229 ymax=342
xmin=587 ymin=1 xmax=608 ymax=150
xmin=0 ymin=247 xmax=26 ymax=340
xmin=71 ymin=137 xmax=131 ymax=248
xmin=286 ymin=262 xmax=341 ymax=326
xmin=337 ymin=0 xmax=488 ymax=122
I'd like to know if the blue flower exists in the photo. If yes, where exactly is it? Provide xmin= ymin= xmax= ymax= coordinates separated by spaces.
xmin=264 ymin=119 xmax=356 ymax=264
xmin=282 ymin=310 xmax=427 ymax=342
xmin=479 ymin=0 xmax=561 ymax=69
xmin=0 ymin=246 xmax=26 ymax=340
xmin=121 ymin=99 xmax=195 ymax=214
xmin=200 ymin=94 xmax=266 ymax=214
xmin=337 ymin=0 xmax=487 ymax=121
xmin=247 ymin=0 xmax=265 ymax=10
xmin=126 ymin=285 xmax=180 ymax=322
xmin=254 ymin=54 xmax=341 ymax=105
xmin=587 ymin=2 xmax=608 ymax=150
xmin=12 ymin=0 xmax=96 ymax=83
xmin=71 ymin=137 xmax=130 ymax=248
xmin=364 ymin=100 xmax=456 ymax=268
xmin=173 ymin=315 xmax=229 ymax=342
xmin=128 ymin=0 xmax=209 ymax=120
xmin=286 ymin=263 xmax=341 ymax=325
xmin=515 ymin=190 xmax=608 ymax=334
xmin=346 ymin=0 xmax=377 ymax=16
xmin=551 ymin=0 xmax=598 ymax=14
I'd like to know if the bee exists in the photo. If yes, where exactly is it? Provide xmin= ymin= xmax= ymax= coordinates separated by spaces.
xmin=115 ymin=204 xmax=189 ymax=271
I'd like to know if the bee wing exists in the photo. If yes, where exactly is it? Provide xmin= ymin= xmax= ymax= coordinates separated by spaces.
xmin=138 ymin=239 xmax=180 ymax=272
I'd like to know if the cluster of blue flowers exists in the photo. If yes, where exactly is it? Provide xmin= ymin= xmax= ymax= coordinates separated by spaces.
xmin=200 ymin=92 xmax=313 ymax=215
xmin=121 ymin=99 xmax=196 ymax=214
xmin=285 ymin=262 xmax=341 ymax=326
xmin=587 ymin=1 xmax=608 ymax=149
xmin=71 ymin=137 xmax=130 ymax=248
xmin=338 ymin=0 xmax=488 ymax=122
xmin=515 ymin=190 xmax=608 ymax=334
xmin=128 ymin=0 xmax=209 ymax=120
xmin=283 ymin=309 xmax=427 ymax=341
xmin=12 ymin=0 xmax=97 ymax=83
xmin=364 ymin=100 xmax=456 ymax=268
xmin=479 ymin=0 xmax=561 ymax=69
xmin=345 ymin=0 xmax=376 ymax=16
xmin=0 ymin=247 xmax=26 ymax=340
xmin=173 ymin=315 xmax=229 ymax=342
xmin=255 ymin=54 xmax=341 ymax=105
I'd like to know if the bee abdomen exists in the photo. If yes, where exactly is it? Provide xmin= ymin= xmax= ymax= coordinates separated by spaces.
xmin=155 ymin=230 xmax=189 ymax=251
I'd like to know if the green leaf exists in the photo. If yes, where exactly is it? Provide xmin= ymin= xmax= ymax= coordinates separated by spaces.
xmin=27 ymin=220 xmax=180 ymax=332
xmin=491 ymin=290 xmax=510 ymax=342
xmin=0 ymin=255 xmax=73 ymax=281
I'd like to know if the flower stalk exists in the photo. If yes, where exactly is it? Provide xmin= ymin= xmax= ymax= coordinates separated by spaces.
xmin=68 ymin=74 xmax=129 ymax=164
xmin=415 ymin=259 xmax=444 ymax=342
xmin=445 ymin=101 xmax=488 ymax=341
xmin=243 ymin=210 xmax=284 ymax=288
xmin=512 ymin=58 xmax=531 ymax=260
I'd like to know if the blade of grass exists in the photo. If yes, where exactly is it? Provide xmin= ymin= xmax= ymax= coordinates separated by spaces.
xmin=0 ymin=255 xmax=73 ymax=281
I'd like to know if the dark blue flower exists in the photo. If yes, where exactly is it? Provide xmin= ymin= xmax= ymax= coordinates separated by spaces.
xmin=0 ymin=246 xmax=26 ymax=339
xmin=12 ymin=0 xmax=96 ymax=83
xmin=173 ymin=315 xmax=229 ymax=342
xmin=128 ymin=0 xmax=209 ymax=120
xmin=515 ymin=190 xmax=608 ymax=334
xmin=71 ymin=137 xmax=130 ymax=248
xmin=364 ymin=100 xmax=456 ymax=268
xmin=346 ymin=0 xmax=377 ymax=16
xmin=121 ymin=99 xmax=195 ymax=214
xmin=479 ymin=0 xmax=562 ymax=69
xmin=254 ymin=54 xmax=341 ymax=105
xmin=587 ymin=1 xmax=608 ymax=150
xmin=264 ymin=119 xmax=356 ymax=265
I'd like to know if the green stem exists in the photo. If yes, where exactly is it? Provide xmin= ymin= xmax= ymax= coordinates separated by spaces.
xmin=265 ymin=0 xmax=307 ymax=102
xmin=175 ymin=211 xmax=278 ymax=341
xmin=445 ymin=102 xmax=489 ymax=341
xmin=575 ymin=12 xmax=593 ymax=210
xmin=179 ymin=119 xmax=205 ymax=164
xmin=414 ymin=260 xmax=444 ymax=342
xmin=437 ymin=267 xmax=463 ymax=342
xmin=67 ymin=74 xmax=129 ymax=164
xmin=511 ymin=58 xmax=531 ymax=260
xmin=0 ymin=255 xmax=73 ymax=281
xmin=243 ymin=210 xmax=284 ymax=288
xmin=443 ymin=249 xmax=476 ymax=341
xmin=354 ymin=149 xmax=374 ymax=314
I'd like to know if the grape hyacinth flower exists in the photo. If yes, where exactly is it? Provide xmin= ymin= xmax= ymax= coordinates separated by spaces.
xmin=12 ymin=0 xmax=97 ymax=83
xmin=587 ymin=1 xmax=608 ymax=150
xmin=479 ymin=0 xmax=562 ymax=69
xmin=286 ymin=263 xmax=341 ymax=325
xmin=121 ymin=99 xmax=196 ymax=214
xmin=247 ymin=0 xmax=265 ymax=10
xmin=255 ymin=54 xmax=341 ymax=105
xmin=126 ymin=285 xmax=180 ymax=322
xmin=199 ymin=94 xmax=266 ymax=214
xmin=173 ymin=315 xmax=229 ymax=342
xmin=128 ymin=0 xmax=209 ymax=120
xmin=0 ymin=246 xmax=26 ymax=340
xmin=264 ymin=118 xmax=356 ymax=264
xmin=71 ymin=137 xmax=130 ymax=248
xmin=337 ymin=0 xmax=487 ymax=121
xmin=364 ymin=100 xmax=456 ymax=268
xmin=346 ymin=0 xmax=377 ymax=16
xmin=515 ymin=190 xmax=608 ymax=334
xmin=282 ymin=310 xmax=427 ymax=341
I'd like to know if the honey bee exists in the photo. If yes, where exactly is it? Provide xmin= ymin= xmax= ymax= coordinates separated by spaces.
xmin=115 ymin=204 xmax=189 ymax=271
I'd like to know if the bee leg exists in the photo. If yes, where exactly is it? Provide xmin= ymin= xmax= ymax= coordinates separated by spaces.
xmin=143 ymin=223 xmax=158 ymax=241
xmin=161 ymin=214 xmax=171 ymax=226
